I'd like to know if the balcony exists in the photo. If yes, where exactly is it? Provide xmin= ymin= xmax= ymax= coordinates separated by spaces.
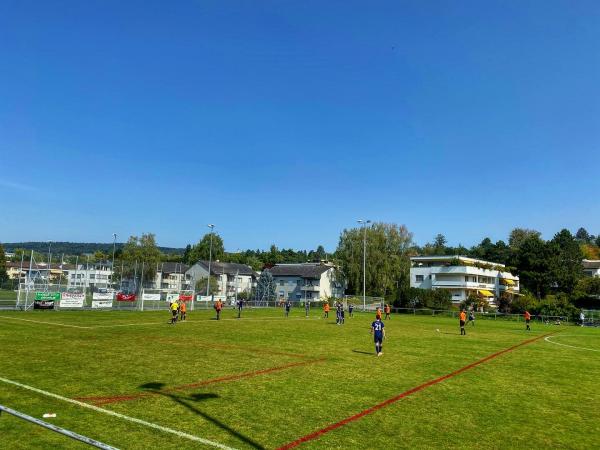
xmin=300 ymin=285 xmax=320 ymax=292
xmin=432 ymin=280 xmax=496 ymax=289
xmin=430 ymin=266 xmax=499 ymax=276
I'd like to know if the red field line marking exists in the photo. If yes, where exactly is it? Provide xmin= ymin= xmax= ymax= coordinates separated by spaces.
xmin=76 ymin=358 xmax=326 ymax=406
xmin=277 ymin=333 xmax=554 ymax=450
xmin=170 ymin=358 xmax=326 ymax=392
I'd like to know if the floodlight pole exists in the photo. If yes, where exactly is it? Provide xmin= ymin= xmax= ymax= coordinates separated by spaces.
xmin=206 ymin=224 xmax=215 ymax=296
xmin=357 ymin=219 xmax=371 ymax=311
xmin=47 ymin=241 xmax=52 ymax=285
xmin=111 ymin=233 xmax=117 ymax=288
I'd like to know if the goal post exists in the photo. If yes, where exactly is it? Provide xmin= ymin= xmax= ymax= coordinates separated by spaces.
xmin=343 ymin=295 xmax=384 ymax=312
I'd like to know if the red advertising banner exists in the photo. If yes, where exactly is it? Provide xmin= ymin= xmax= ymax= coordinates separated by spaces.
xmin=179 ymin=294 xmax=193 ymax=302
xmin=116 ymin=292 xmax=137 ymax=302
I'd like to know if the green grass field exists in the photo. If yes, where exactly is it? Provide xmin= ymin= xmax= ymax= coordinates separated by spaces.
xmin=1 ymin=308 xmax=598 ymax=449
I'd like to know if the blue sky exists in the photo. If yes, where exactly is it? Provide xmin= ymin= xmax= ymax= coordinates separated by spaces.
xmin=1 ymin=0 xmax=599 ymax=251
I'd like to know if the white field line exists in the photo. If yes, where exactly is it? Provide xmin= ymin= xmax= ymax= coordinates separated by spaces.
xmin=0 ymin=376 xmax=237 ymax=450
xmin=0 ymin=315 xmax=323 ymax=330
xmin=544 ymin=335 xmax=600 ymax=352
xmin=0 ymin=315 xmax=92 ymax=329
xmin=88 ymin=316 xmax=322 ymax=328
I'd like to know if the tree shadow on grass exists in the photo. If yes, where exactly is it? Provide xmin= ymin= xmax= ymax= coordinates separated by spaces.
xmin=139 ymin=382 xmax=265 ymax=450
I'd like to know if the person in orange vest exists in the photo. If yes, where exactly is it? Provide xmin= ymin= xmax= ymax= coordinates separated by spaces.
xmin=179 ymin=300 xmax=187 ymax=321
xmin=376 ymin=306 xmax=382 ymax=320
xmin=323 ymin=302 xmax=330 ymax=319
xmin=459 ymin=310 xmax=467 ymax=335
xmin=384 ymin=304 xmax=391 ymax=320
xmin=214 ymin=299 xmax=222 ymax=320
xmin=524 ymin=310 xmax=531 ymax=331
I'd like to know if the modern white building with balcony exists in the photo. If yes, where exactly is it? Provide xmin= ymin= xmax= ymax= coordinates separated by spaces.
xmin=268 ymin=263 xmax=343 ymax=302
xmin=410 ymin=256 xmax=519 ymax=305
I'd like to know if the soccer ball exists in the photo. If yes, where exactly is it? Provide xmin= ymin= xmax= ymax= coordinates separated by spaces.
xmin=436 ymin=329 xmax=440 ymax=333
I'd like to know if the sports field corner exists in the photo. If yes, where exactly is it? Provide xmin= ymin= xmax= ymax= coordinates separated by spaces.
xmin=1 ymin=308 xmax=599 ymax=449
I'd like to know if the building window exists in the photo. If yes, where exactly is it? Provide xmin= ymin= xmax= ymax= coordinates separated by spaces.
xmin=416 ymin=275 xmax=424 ymax=282
xmin=90 ymin=274 xmax=95 ymax=279
xmin=279 ymin=280 xmax=284 ymax=286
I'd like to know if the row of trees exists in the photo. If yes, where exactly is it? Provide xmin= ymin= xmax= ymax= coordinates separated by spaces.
xmin=181 ymin=235 xmax=329 ymax=271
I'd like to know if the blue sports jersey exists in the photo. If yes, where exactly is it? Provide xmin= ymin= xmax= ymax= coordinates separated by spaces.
xmin=372 ymin=320 xmax=384 ymax=338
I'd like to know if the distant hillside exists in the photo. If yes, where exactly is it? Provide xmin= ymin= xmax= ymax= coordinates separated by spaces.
xmin=2 ymin=242 xmax=185 ymax=255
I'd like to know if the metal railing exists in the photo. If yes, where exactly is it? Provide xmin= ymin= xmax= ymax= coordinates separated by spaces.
xmin=0 ymin=404 xmax=118 ymax=449
xmin=390 ymin=307 xmax=570 ymax=323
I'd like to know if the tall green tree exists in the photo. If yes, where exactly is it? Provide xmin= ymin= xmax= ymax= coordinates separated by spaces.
xmin=121 ymin=233 xmax=162 ymax=281
xmin=188 ymin=233 xmax=224 ymax=263
xmin=470 ymin=238 xmax=510 ymax=264
xmin=195 ymin=276 xmax=219 ymax=295
xmin=257 ymin=270 xmax=276 ymax=302
xmin=336 ymin=222 xmax=413 ymax=299
xmin=508 ymin=228 xmax=541 ymax=250
xmin=548 ymin=229 xmax=583 ymax=294
xmin=0 ymin=244 xmax=8 ymax=285
xmin=433 ymin=234 xmax=447 ymax=253
xmin=575 ymin=227 xmax=590 ymax=242
xmin=182 ymin=244 xmax=192 ymax=264
xmin=512 ymin=233 xmax=551 ymax=299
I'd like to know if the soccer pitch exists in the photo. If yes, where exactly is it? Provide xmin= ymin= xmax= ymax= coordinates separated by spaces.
xmin=1 ymin=309 xmax=598 ymax=449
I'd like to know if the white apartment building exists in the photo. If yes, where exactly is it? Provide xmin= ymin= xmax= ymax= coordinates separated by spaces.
xmin=154 ymin=262 xmax=192 ymax=291
xmin=410 ymin=256 xmax=519 ymax=305
xmin=66 ymin=262 xmax=113 ymax=290
xmin=268 ymin=263 xmax=343 ymax=302
xmin=186 ymin=261 xmax=255 ymax=299
xmin=583 ymin=260 xmax=600 ymax=278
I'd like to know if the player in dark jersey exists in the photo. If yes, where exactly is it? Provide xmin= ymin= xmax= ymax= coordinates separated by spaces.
xmin=336 ymin=302 xmax=342 ymax=325
xmin=340 ymin=304 xmax=345 ymax=324
xmin=284 ymin=300 xmax=291 ymax=317
xmin=348 ymin=303 xmax=354 ymax=318
xmin=371 ymin=317 xmax=385 ymax=356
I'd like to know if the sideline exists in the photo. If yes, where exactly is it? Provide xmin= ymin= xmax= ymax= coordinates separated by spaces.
xmin=0 ymin=315 xmax=323 ymax=330
xmin=276 ymin=332 xmax=554 ymax=450
xmin=88 ymin=316 xmax=323 ymax=329
xmin=544 ymin=335 xmax=600 ymax=352
xmin=0 ymin=376 xmax=237 ymax=450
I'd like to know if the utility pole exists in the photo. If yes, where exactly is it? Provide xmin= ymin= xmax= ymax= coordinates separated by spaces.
xmin=111 ymin=233 xmax=117 ymax=289
xmin=357 ymin=219 xmax=371 ymax=311
xmin=206 ymin=224 xmax=215 ymax=296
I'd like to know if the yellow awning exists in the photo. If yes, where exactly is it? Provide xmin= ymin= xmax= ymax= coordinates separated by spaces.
xmin=502 ymin=279 xmax=515 ymax=286
xmin=478 ymin=289 xmax=494 ymax=297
